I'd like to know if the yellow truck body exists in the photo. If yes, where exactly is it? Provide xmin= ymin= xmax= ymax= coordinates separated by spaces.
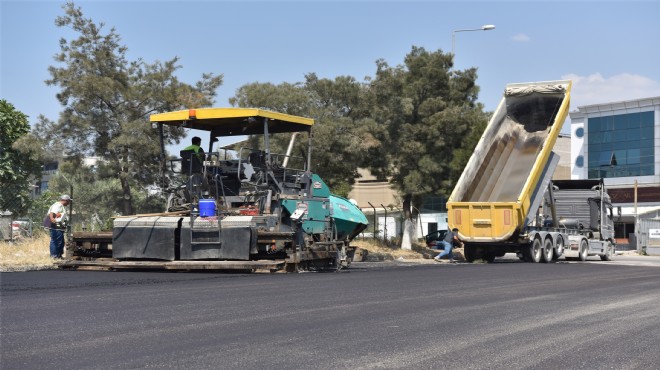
xmin=448 ymin=80 xmax=572 ymax=243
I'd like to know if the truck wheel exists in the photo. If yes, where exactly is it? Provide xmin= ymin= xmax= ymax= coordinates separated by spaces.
xmin=464 ymin=245 xmax=477 ymax=263
xmin=552 ymin=236 xmax=564 ymax=261
xmin=524 ymin=239 xmax=542 ymax=263
xmin=541 ymin=238 xmax=554 ymax=263
xmin=578 ymin=240 xmax=588 ymax=261
xmin=600 ymin=242 xmax=613 ymax=261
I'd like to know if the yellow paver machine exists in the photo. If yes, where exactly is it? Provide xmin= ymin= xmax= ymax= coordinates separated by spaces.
xmin=66 ymin=108 xmax=368 ymax=272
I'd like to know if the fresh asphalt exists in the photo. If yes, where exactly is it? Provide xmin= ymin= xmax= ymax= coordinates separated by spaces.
xmin=2 ymin=256 xmax=660 ymax=369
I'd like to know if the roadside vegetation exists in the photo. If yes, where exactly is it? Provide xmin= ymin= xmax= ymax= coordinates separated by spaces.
xmin=0 ymin=233 xmax=56 ymax=272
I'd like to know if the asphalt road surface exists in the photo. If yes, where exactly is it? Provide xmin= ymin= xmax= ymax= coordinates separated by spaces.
xmin=2 ymin=259 xmax=660 ymax=369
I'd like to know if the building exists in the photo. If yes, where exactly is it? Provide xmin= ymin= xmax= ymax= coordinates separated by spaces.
xmin=348 ymin=168 xmax=403 ymax=239
xmin=34 ymin=161 xmax=59 ymax=197
xmin=32 ymin=157 xmax=103 ymax=198
xmin=569 ymin=96 xmax=660 ymax=250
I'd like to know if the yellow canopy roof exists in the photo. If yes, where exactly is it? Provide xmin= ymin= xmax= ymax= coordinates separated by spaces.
xmin=150 ymin=108 xmax=315 ymax=136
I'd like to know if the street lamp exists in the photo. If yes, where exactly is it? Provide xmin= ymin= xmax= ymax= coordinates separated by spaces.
xmin=452 ymin=24 xmax=496 ymax=56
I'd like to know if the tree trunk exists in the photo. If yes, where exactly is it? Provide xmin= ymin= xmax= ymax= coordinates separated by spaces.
xmin=119 ymin=171 xmax=133 ymax=216
xmin=400 ymin=194 xmax=413 ymax=250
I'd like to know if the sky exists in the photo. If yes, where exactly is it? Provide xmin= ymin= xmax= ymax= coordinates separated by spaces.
xmin=2 ymin=0 xmax=660 ymax=156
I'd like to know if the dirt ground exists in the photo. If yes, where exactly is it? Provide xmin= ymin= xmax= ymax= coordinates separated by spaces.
xmin=350 ymin=239 xmax=465 ymax=263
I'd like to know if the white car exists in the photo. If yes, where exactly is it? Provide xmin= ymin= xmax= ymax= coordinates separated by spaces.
xmin=12 ymin=220 xmax=32 ymax=238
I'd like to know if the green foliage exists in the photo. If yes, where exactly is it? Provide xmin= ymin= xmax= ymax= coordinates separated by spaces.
xmin=229 ymin=74 xmax=373 ymax=195
xmin=43 ymin=2 xmax=223 ymax=215
xmin=44 ymin=156 xmax=167 ymax=231
xmin=363 ymin=46 xmax=488 ymax=214
xmin=228 ymin=47 xmax=488 ymax=214
xmin=46 ymin=160 xmax=122 ymax=228
xmin=32 ymin=3 xmax=489 ymax=229
xmin=26 ymin=190 xmax=59 ymax=226
xmin=0 ymin=100 xmax=42 ymax=216
xmin=449 ymin=110 xmax=490 ymax=186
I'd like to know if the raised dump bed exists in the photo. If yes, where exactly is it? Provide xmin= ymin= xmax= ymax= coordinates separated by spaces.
xmin=448 ymin=80 xmax=572 ymax=244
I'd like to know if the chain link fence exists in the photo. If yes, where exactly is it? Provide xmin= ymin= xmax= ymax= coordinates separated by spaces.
xmin=0 ymin=184 xmax=46 ymax=241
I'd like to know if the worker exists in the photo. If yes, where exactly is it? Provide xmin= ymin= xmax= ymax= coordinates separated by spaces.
xmin=183 ymin=136 xmax=205 ymax=158
xmin=434 ymin=228 xmax=462 ymax=263
xmin=45 ymin=194 xmax=72 ymax=259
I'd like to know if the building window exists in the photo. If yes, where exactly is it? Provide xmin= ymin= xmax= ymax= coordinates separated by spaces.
xmin=587 ymin=111 xmax=655 ymax=178
xmin=421 ymin=195 xmax=447 ymax=212
xmin=575 ymin=155 xmax=584 ymax=168
xmin=575 ymin=127 xmax=584 ymax=138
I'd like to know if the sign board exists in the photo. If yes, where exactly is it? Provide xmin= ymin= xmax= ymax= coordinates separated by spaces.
xmin=649 ymin=229 xmax=660 ymax=239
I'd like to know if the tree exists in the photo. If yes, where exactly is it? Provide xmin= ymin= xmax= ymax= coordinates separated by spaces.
xmin=364 ymin=46 xmax=488 ymax=248
xmin=44 ymin=2 xmax=223 ymax=215
xmin=228 ymin=47 xmax=489 ymax=249
xmin=229 ymin=74 xmax=375 ymax=197
xmin=449 ymin=111 xmax=490 ymax=186
xmin=0 ymin=100 xmax=42 ymax=216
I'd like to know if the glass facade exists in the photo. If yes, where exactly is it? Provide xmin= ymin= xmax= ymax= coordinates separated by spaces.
xmin=587 ymin=111 xmax=655 ymax=179
xmin=421 ymin=195 xmax=447 ymax=212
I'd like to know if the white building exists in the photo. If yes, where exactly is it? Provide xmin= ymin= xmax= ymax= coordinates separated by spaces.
xmin=569 ymin=96 xmax=660 ymax=249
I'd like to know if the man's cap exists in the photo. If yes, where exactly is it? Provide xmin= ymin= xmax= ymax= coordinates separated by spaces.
xmin=60 ymin=195 xmax=73 ymax=201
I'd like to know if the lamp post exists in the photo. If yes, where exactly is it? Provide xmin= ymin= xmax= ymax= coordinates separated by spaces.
xmin=452 ymin=24 xmax=496 ymax=56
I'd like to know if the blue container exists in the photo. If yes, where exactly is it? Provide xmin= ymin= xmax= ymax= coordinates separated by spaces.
xmin=199 ymin=199 xmax=216 ymax=217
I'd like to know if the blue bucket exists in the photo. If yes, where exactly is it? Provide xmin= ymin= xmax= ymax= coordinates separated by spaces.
xmin=199 ymin=199 xmax=216 ymax=217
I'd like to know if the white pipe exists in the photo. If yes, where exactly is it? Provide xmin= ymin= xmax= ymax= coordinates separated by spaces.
xmin=282 ymin=132 xmax=298 ymax=168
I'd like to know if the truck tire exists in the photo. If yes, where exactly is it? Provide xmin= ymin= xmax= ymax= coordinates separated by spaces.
xmin=524 ymin=238 xmax=542 ymax=263
xmin=552 ymin=236 xmax=564 ymax=261
xmin=578 ymin=240 xmax=588 ymax=262
xmin=600 ymin=242 xmax=613 ymax=261
xmin=484 ymin=252 xmax=496 ymax=263
xmin=464 ymin=245 xmax=477 ymax=263
xmin=541 ymin=238 xmax=554 ymax=263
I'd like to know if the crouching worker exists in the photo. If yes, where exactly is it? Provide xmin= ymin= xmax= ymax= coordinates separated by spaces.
xmin=434 ymin=228 xmax=462 ymax=263
xmin=44 ymin=195 xmax=72 ymax=259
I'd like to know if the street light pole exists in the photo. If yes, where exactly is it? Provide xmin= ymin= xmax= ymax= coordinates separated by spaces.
xmin=452 ymin=24 xmax=496 ymax=56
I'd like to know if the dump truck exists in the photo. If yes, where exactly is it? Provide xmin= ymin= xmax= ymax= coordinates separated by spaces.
xmin=64 ymin=108 xmax=368 ymax=272
xmin=546 ymin=179 xmax=615 ymax=261
xmin=447 ymin=80 xmax=615 ymax=262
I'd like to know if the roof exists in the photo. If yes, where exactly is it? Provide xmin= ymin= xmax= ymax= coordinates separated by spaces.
xmin=149 ymin=108 xmax=315 ymax=137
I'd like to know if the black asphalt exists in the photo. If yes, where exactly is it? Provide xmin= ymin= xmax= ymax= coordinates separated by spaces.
xmin=2 ymin=262 xmax=660 ymax=369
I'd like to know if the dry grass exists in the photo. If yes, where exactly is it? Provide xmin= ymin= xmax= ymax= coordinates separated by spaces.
xmin=351 ymin=239 xmax=428 ymax=261
xmin=0 ymin=234 xmax=58 ymax=272
xmin=351 ymin=238 xmax=465 ymax=262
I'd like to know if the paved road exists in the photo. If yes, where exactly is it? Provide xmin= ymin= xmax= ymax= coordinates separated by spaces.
xmin=2 ymin=261 xmax=660 ymax=369
xmin=490 ymin=252 xmax=660 ymax=267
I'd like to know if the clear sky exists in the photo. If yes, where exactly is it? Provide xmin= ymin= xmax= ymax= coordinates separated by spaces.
xmin=2 ymin=0 xmax=660 ymax=155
